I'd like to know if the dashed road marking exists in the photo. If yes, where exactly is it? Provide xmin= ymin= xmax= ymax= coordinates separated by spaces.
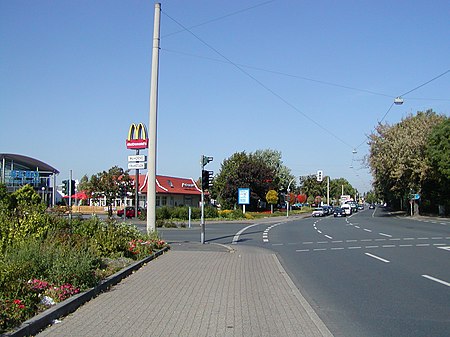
xmin=379 ymin=233 xmax=392 ymax=238
xmin=365 ymin=253 xmax=390 ymax=263
xmin=422 ymin=275 xmax=450 ymax=287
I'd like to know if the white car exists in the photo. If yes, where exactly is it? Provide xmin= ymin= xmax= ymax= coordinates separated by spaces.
xmin=312 ymin=207 xmax=325 ymax=217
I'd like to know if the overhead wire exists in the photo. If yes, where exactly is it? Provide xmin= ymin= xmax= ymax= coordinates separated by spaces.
xmin=162 ymin=11 xmax=355 ymax=149
xmin=355 ymin=69 xmax=450 ymax=150
xmin=162 ymin=0 xmax=275 ymax=38
xmin=162 ymin=48 xmax=393 ymax=98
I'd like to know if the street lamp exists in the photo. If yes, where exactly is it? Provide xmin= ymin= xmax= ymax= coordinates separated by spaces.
xmin=394 ymin=97 xmax=404 ymax=105
xmin=286 ymin=177 xmax=296 ymax=217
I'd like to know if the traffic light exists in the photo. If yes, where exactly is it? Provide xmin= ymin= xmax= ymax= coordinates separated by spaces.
xmin=202 ymin=170 xmax=209 ymax=190
xmin=317 ymin=170 xmax=323 ymax=182
xmin=201 ymin=155 xmax=213 ymax=168
xmin=69 ymin=180 xmax=76 ymax=196
xmin=62 ymin=180 xmax=68 ymax=194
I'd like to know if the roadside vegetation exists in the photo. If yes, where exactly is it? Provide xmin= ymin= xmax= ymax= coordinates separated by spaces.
xmin=367 ymin=110 xmax=449 ymax=215
xmin=0 ymin=184 xmax=166 ymax=333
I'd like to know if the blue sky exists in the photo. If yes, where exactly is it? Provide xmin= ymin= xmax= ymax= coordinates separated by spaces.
xmin=1 ymin=0 xmax=449 ymax=193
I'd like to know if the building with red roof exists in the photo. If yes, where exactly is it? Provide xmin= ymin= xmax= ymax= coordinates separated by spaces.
xmin=132 ymin=173 xmax=202 ymax=208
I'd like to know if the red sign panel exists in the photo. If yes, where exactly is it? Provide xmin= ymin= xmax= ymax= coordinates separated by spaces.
xmin=126 ymin=123 xmax=148 ymax=150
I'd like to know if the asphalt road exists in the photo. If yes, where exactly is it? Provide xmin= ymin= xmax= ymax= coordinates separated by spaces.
xmin=130 ymin=208 xmax=450 ymax=337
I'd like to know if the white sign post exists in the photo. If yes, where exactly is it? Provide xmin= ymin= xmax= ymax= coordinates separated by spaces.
xmin=238 ymin=188 xmax=250 ymax=214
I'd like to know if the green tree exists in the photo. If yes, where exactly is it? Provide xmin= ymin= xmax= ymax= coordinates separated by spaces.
xmin=86 ymin=166 xmax=133 ymax=217
xmin=367 ymin=110 xmax=446 ymax=212
xmin=425 ymin=117 xmax=450 ymax=214
xmin=329 ymin=178 xmax=356 ymax=202
xmin=252 ymin=149 xmax=296 ymax=191
xmin=212 ymin=152 xmax=274 ymax=210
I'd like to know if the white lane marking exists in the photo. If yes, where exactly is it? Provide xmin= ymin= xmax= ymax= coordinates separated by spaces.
xmin=432 ymin=237 xmax=443 ymax=239
xmin=325 ymin=235 xmax=333 ymax=240
xmin=399 ymin=244 xmax=413 ymax=247
xmin=379 ymin=233 xmax=392 ymax=237
xmin=332 ymin=240 xmax=343 ymax=243
xmin=437 ymin=246 xmax=450 ymax=251
xmin=382 ymin=245 xmax=396 ymax=248
xmin=348 ymin=246 xmax=361 ymax=249
xmin=355 ymin=226 xmax=360 ymax=229
xmin=422 ymin=275 xmax=450 ymax=287
xmin=296 ymin=249 xmax=310 ymax=252
xmin=331 ymin=247 xmax=345 ymax=250
xmin=346 ymin=240 xmax=357 ymax=243
xmin=365 ymin=245 xmax=379 ymax=249
xmin=363 ymin=229 xmax=372 ymax=232
xmin=313 ymin=248 xmax=327 ymax=251
xmin=272 ymin=243 xmax=284 ymax=246
xmin=416 ymin=244 xmax=430 ymax=247
xmin=317 ymin=230 xmax=322 ymax=234
xmin=365 ymin=253 xmax=390 ymax=263
xmin=232 ymin=223 xmax=260 ymax=244
xmin=403 ymin=238 xmax=414 ymax=240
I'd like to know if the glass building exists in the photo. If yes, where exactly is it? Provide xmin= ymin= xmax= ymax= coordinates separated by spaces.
xmin=0 ymin=153 xmax=59 ymax=206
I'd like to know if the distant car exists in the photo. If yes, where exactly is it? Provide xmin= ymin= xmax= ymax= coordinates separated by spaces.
xmin=312 ymin=207 xmax=325 ymax=217
xmin=369 ymin=204 xmax=375 ymax=209
xmin=333 ymin=207 xmax=346 ymax=217
xmin=117 ymin=206 xmax=143 ymax=218
xmin=341 ymin=204 xmax=352 ymax=215
xmin=357 ymin=204 xmax=364 ymax=210
xmin=322 ymin=205 xmax=333 ymax=215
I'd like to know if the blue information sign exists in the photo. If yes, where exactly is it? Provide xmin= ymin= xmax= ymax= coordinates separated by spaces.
xmin=238 ymin=188 xmax=250 ymax=205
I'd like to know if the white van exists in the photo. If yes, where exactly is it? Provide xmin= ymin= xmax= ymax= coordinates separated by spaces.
xmin=341 ymin=204 xmax=352 ymax=215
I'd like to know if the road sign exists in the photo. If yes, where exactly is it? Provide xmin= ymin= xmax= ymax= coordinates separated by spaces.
xmin=238 ymin=188 xmax=250 ymax=205
xmin=128 ymin=162 xmax=146 ymax=170
xmin=128 ymin=155 xmax=147 ymax=162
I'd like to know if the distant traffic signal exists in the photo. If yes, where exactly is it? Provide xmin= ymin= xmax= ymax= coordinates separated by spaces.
xmin=202 ymin=170 xmax=209 ymax=190
xmin=62 ymin=180 xmax=68 ymax=194
xmin=317 ymin=170 xmax=323 ymax=182
xmin=69 ymin=180 xmax=76 ymax=196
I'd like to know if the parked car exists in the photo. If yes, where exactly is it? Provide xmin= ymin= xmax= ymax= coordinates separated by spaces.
xmin=357 ymin=204 xmax=364 ymax=210
xmin=117 ymin=206 xmax=143 ymax=218
xmin=312 ymin=207 xmax=325 ymax=217
xmin=369 ymin=204 xmax=375 ymax=209
xmin=333 ymin=207 xmax=346 ymax=217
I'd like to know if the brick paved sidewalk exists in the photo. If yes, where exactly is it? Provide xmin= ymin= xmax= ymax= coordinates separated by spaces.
xmin=37 ymin=244 xmax=333 ymax=337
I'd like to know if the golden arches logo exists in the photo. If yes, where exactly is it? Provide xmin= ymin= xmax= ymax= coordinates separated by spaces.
xmin=126 ymin=123 xmax=148 ymax=149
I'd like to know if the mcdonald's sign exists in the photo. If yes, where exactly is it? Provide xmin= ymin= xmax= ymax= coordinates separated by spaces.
xmin=126 ymin=123 xmax=149 ymax=150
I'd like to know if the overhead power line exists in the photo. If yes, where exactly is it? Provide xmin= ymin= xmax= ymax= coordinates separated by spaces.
xmin=162 ymin=0 xmax=275 ymax=38
xmin=162 ymin=12 xmax=354 ymax=149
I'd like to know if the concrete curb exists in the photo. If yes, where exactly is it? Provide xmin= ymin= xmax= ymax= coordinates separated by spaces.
xmin=3 ymin=247 xmax=170 ymax=337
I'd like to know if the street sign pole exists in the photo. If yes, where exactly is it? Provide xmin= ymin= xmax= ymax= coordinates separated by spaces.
xmin=135 ymin=149 xmax=139 ymax=219
xmin=200 ymin=155 xmax=205 ymax=244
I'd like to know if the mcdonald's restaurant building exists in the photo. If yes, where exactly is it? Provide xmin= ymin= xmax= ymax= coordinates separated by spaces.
xmin=0 ymin=153 xmax=59 ymax=206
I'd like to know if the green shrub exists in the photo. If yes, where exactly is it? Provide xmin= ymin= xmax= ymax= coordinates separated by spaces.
xmin=204 ymin=206 xmax=219 ymax=218
xmin=156 ymin=206 xmax=171 ymax=220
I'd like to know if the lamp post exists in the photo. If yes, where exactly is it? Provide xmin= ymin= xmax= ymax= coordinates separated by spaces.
xmin=286 ymin=177 xmax=296 ymax=217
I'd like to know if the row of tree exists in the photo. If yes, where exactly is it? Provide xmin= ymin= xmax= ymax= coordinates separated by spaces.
xmin=73 ymin=149 xmax=360 ymax=214
xmin=367 ymin=109 xmax=449 ymax=215
xmin=209 ymin=149 xmax=358 ymax=210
